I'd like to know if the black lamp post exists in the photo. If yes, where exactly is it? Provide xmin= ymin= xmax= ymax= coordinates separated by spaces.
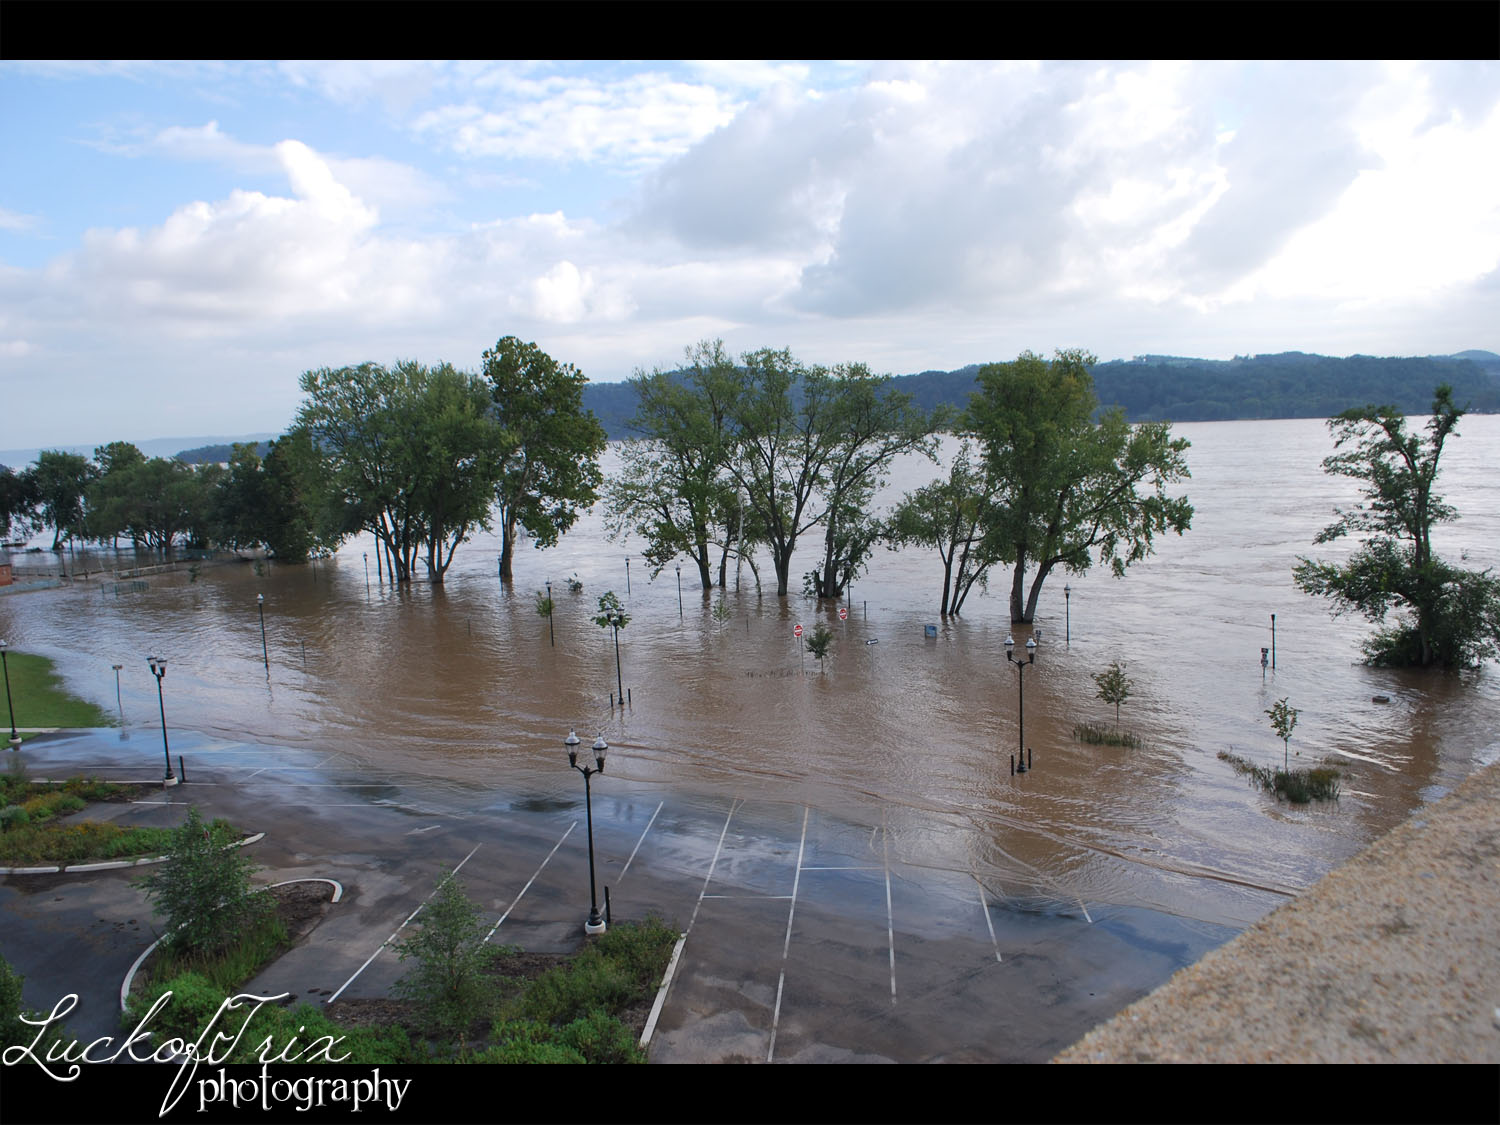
xmin=675 ymin=563 xmax=682 ymax=622
xmin=1 ymin=640 xmax=19 ymax=748
xmin=146 ymin=656 xmax=176 ymax=785
xmin=112 ymin=663 xmax=124 ymax=723
xmin=625 ymin=556 xmax=631 ymax=595
xmin=607 ymin=610 xmax=624 ymax=704
xmin=565 ymin=729 xmax=609 ymax=934
xmin=546 ymin=580 xmax=555 ymax=647
xmin=257 ymin=594 xmax=269 ymax=671
xmin=1005 ymin=631 xmax=1039 ymax=773
xmin=1063 ymin=584 xmax=1071 ymax=645
xmin=363 ymin=552 xmax=370 ymax=594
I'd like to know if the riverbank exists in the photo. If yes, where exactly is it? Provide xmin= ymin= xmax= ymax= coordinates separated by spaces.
xmin=1054 ymin=755 xmax=1500 ymax=1064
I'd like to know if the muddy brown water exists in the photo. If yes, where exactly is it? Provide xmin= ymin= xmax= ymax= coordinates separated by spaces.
xmin=4 ymin=418 xmax=1499 ymax=935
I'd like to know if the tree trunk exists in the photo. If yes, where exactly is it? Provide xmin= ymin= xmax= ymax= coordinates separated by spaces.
xmin=1009 ymin=556 xmax=1029 ymax=623
xmin=499 ymin=511 xmax=517 ymax=583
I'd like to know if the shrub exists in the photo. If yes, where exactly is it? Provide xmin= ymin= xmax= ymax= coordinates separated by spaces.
xmin=393 ymin=874 xmax=503 ymax=1041
xmin=138 ymin=807 xmax=271 ymax=959
xmin=557 ymin=1007 xmax=643 ymax=1064
xmin=1072 ymin=722 xmax=1141 ymax=748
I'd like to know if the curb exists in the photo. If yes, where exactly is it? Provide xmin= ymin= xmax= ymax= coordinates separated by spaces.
xmin=640 ymin=933 xmax=688 ymax=1050
xmin=120 ymin=876 xmax=343 ymax=1015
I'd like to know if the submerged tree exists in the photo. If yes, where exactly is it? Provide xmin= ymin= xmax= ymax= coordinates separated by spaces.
xmin=1093 ymin=661 xmax=1133 ymax=729
xmin=483 ymin=337 xmax=608 ymax=584
xmin=967 ymin=350 xmax=1194 ymax=623
xmin=887 ymin=440 xmax=1007 ymax=616
xmin=1293 ymin=384 xmax=1500 ymax=668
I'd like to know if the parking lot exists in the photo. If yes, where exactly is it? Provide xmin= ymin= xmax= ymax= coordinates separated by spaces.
xmin=0 ymin=729 xmax=1236 ymax=1064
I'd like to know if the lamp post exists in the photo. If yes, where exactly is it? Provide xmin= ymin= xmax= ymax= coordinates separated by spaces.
xmin=546 ymin=580 xmax=555 ymax=647
xmin=1005 ymin=632 xmax=1039 ymax=773
xmin=363 ymin=552 xmax=370 ymax=594
xmin=1063 ymin=584 xmax=1071 ymax=645
xmin=565 ymin=730 xmax=609 ymax=934
xmin=607 ymin=610 xmax=624 ymax=704
xmin=1 ymin=640 xmax=19 ymax=748
xmin=112 ymin=663 xmax=124 ymax=724
xmin=257 ymin=594 xmax=269 ymax=671
xmin=146 ymin=656 xmax=176 ymax=785
xmin=675 ymin=563 xmax=683 ymax=622
xmin=625 ymin=556 xmax=631 ymax=595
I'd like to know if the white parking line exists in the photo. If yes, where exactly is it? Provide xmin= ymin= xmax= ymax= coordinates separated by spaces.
xmin=326 ymin=843 xmax=482 ymax=1004
xmin=882 ymin=822 xmax=895 ymax=1005
xmin=767 ymin=805 xmax=810 ymax=1063
xmin=686 ymin=798 xmax=739 ymax=936
xmin=484 ymin=822 xmax=576 ymax=942
xmin=617 ymin=801 xmax=662 ymax=881
xmin=975 ymin=877 xmax=1003 ymax=963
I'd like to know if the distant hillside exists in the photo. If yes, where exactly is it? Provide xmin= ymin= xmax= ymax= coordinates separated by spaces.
xmin=580 ymin=351 xmax=1500 ymax=437
xmin=174 ymin=440 xmax=272 ymax=465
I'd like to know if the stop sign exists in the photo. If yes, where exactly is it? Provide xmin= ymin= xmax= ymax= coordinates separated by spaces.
xmin=838 ymin=607 xmax=848 ymax=620
xmin=793 ymin=624 xmax=803 ymax=638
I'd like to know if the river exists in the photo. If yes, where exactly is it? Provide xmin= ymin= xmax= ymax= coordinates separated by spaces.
xmin=3 ymin=416 xmax=1498 ymax=934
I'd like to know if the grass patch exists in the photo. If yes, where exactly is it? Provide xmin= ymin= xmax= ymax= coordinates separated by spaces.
xmin=0 ymin=771 xmax=219 ymax=865
xmin=1218 ymin=750 xmax=1341 ymax=804
xmin=148 ymin=906 xmax=289 ymax=994
xmin=1 ymin=650 xmax=115 ymax=739
xmin=1073 ymin=721 xmax=1142 ymax=748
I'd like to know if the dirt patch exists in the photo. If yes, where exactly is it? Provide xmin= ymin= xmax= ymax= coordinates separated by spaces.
xmin=325 ymin=950 xmax=572 ymax=1031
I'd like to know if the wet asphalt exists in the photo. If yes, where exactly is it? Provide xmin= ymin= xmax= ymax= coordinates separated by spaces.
xmin=0 ymin=728 xmax=1236 ymax=1066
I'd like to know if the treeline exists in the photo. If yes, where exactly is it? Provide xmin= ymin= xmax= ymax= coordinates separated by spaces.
xmin=581 ymin=351 xmax=1500 ymax=437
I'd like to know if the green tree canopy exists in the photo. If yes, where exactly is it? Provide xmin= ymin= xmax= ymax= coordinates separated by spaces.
xmin=28 ymin=450 xmax=94 ymax=550
xmin=604 ymin=340 xmax=751 ymax=593
xmin=482 ymin=337 xmax=608 ymax=583
xmin=297 ymin=360 xmax=505 ymax=582
xmin=1293 ymin=385 xmax=1500 ymax=667
xmin=967 ymin=350 xmax=1194 ymax=623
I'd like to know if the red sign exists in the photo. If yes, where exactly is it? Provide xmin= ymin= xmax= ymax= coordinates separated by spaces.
xmin=793 ymin=624 xmax=803 ymax=638
xmin=838 ymin=607 xmax=848 ymax=620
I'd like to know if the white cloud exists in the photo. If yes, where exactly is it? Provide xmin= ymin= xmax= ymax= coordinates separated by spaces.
xmin=0 ymin=206 xmax=41 ymax=232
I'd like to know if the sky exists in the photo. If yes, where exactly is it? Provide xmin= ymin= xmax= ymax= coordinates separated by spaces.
xmin=2 ymin=59 xmax=1499 ymax=451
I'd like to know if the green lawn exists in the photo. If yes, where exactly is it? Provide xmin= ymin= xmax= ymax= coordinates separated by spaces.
xmin=2 ymin=650 xmax=115 ymax=739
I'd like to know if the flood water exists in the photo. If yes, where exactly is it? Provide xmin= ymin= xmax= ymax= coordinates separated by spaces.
xmin=4 ymin=417 xmax=1499 ymax=933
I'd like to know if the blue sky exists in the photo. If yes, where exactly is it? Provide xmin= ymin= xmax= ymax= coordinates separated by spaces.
xmin=2 ymin=59 xmax=1499 ymax=450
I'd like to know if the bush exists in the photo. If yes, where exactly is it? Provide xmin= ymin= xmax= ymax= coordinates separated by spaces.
xmin=393 ymin=874 xmax=503 ymax=1041
xmin=138 ymin=806 xmax=271 ymax=959
xmin=1073 ymin=722 xmax=1141 ymax=748
xmin=1218 ymin=751 xmax=1341 ymax=804
xmin=557 ymin=1007 xmax=643 ymax=1064
xmin=477 ymin=1020 xmax=587 ymax=1064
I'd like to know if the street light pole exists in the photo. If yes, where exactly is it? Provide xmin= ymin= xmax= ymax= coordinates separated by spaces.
xmin=565 ymin=730 xmax=609 ymax=934
xmin=146 ymin=656 xmax=176 ymax=785
xmin=625 ymin=556 xmax=631 ymax=595
xmin=1064 ymin=584 xmax=1071 ymax=645
xmin=675 ymin=564 xmax=682 ymax=622
xmin=1 ymin=640 xmax=19 ymax=748
xmin=608 ymin=611 xmax=624 ymax=704
xmin=1005 ymin=632 xmax=1039 ymax=773
xmin=363 ymin=552 xmax=370 ymax=594
xmin=546 ymin=580 xmax=555 ymax=647
xmin=112 ymin=663 xmax=124 ymax=724
xmin=257 ymin=594 xmax=269 ymax=671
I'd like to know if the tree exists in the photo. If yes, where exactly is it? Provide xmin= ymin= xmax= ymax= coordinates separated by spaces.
xmin=139 ymin=806 xmax=271 ymax=958
xmin=1293 ymin=385 xmax=1500 ymax=668
xmin=809 ymin=366 xmax=944 ymax=600
xmin=1265 ymin=697 xmax=1299 ymax=770
xmin=297 ymin=360 xmax=505 ymax=582
xmin=28 ymin=450 xmax=94 ymax=550
xmin=806 ymin=623 xmax=834 ymax=669
xmin=85 ymin=455 xmax=206 ymax=555
xmin=393 ymin=873 xmax=501 ymax=1042
xmin=887 ymin=440 xmax=1007 ymax=616
xmin=593 ymin=590 xmax=629 ymax=631
xmin=603 ymin=340 xmax=746 ymax=593
xmin=967 ymin=350 xmax=1194 ymax=623
xmin=482 ymin=337 xmax=608 ymax=584
xmin=0 ymin=465 xmax=41 ymax=542
xmin=1093 ymin=661 xmax=1133 ymax=728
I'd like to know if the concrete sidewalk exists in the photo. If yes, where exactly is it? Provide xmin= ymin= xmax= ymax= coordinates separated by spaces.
xmin=1054 ymin=755 xmax=1500 ymax=1064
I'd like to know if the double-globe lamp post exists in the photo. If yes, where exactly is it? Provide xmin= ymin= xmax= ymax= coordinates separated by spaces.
xmin=1005 ymin=630 xmax=1041 ymax=774
xmin=1 ymin=640 xmax=19 ymax=748
xmin=146 ymin=655 xmax=176 ymax=786
xmin=565 ymin=729 xmax=609 ymax=934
